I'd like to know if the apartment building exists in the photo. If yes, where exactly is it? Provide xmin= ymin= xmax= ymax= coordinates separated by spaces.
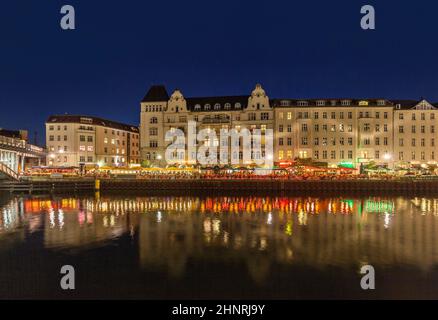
xmin=46 ymin=115 xmax=140 ymax=167
xmin=140 ymin=84 xmax=274 ymax=166
xmin=273 ymin=99 xmax=394 ymax=168
xmin=139 ymin=84 xmax=438 ymax=170
xmin=393 ymin=99 xmax=438 ymax=168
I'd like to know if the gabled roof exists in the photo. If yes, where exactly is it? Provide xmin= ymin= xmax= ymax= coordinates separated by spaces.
xmin=392 ymin=99 xmax=437 ymax=110
xmin=141 ymin=85 xmax=169 ymax=102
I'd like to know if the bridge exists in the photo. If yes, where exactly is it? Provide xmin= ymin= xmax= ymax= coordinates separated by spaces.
xmin=0 ymin=133 xmax=46 ymax=181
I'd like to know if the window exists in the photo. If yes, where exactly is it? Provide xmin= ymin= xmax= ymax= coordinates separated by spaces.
xmin=87 ymin=136 xmax=93 ymax=142
xmin=249 ymin=113 xmax=256 ymax=121
xmin=79 ymin=145 xmax=86 ymax=151
xmin=49 ymin=126 xmax=54 ymax=130
xmin=364 ymin=123 xmax=370 ymax=132
xmin=87 ymin=156 xmax=93 ymax=162
xmin=224 ymin=103 xmax=231 ymax=110
xmin=287 ymin=125 xmax=292 ymax=132
xmin=287 ymin=112 xmax=292 ymax=120
xmin=214 ymin=103 xmax=221 ymax=110
xmin=279 ymin=125 xmax=283 ymax=132
xmin=261 ymin=112 xmax=269 ymax=120
xmin=287 ymin=137 xmax=292 ymax=146
xmin=279 ymin=138 xmax=284 ymax=146
xmin=301 ymin=124 xmax=308 ymax=132
xmin=87 ymin=146 xmax=93 ymax=151
xmin=80 ymin=135 xmax=85 ymax=142
xmin=80 ymin=156 xmax=85 ymax=162
xmin=150 ymin=117 xmax=158 ymax=124
xmin=149 ymin=128 xmax=158 ymax=136
xmin=49 ymin=135 xmax=54 ymax=141
xmin=399 ymin=126 xmax=404 ymax=133
xmin=399 ymin=113 xmax=404 ymax=120
xmin=149 ymin=141 xmax=158 ymax=148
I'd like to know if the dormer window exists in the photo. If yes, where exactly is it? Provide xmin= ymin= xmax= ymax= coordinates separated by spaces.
xmin=235 ymin=103 xmax=241 ymax=109
xmin=331 ymin=100 xmax=337 ymax=106
xmin=396 ymin=104 xmax=401 ymax=110
xmin=194 ymin=104 xmax=201 ymax=110
xmin=341 ymin=100 xmax=351 ymax=106
xmin=316 ymin=100 xmax=326 ymax=107
xmin=224 ymin=103 xmax=231 ymax=110
xmin=377 ymin=100 xmax=385 ymax=106
xmin=205 ymin=104 xmax=211 ymax=110
xmin=214 ymin=103 xmax=221 ymax=110
xmin=280 ymin=100 xmax=289 ymax=107
xmin=297 ymin=101 xmax=308 ymax=107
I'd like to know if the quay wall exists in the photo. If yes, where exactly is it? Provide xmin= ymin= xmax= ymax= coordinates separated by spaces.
xmin=3 ymin=178 xmax=438 ymax=194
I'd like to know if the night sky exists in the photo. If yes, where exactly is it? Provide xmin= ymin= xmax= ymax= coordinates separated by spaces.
xmin=1 ymin=0 xmax=438 ymax=145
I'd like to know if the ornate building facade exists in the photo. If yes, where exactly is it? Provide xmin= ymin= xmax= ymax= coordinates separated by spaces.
xmin=139 ymin=84 xmax=438 ymax=170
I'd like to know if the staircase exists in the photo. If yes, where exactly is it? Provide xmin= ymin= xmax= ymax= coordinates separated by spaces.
xmin=0 ymin=162 xmax=19 ymax=181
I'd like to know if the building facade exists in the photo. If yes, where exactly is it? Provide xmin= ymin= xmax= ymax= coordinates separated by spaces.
xmin=46 ymin=115 xmax=140 ymax=167
xmin=139 ymin=84 xmax=438 ymax=170
xmin=140 ymin=84 xmax=274 ymax=166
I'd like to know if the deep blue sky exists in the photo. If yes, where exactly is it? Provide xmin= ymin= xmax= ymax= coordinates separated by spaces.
xmin=1 ymin=0 xmax=438 ymax=145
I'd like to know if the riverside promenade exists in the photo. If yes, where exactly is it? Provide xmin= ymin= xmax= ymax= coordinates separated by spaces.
xmin=1 ymin=177 xmax=438 ymax=194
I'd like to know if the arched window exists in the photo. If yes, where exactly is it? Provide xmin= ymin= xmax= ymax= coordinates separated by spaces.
xmin=224 ymin=103 xmax=231 ymax=109
xmin=235 ymin=103 xmax=241 ymax=109
xmin=194 ymin=104 xmax=201 ymax=110
xmin=214 ymin=103 xmax=221 ymax=110
xmin=205 ymin=104 xmax=211 ymax=110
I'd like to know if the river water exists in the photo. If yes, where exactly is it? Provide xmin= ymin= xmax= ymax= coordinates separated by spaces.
xmin=1 ymin=192 xmax=438 ymax=299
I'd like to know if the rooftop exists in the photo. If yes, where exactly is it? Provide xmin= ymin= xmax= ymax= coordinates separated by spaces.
xmin=46 ymin=115 xmax=139 ymax=133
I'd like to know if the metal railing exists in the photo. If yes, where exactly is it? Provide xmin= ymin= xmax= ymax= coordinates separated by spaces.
xmin=0 ymin=162 xmax=19 ymax=180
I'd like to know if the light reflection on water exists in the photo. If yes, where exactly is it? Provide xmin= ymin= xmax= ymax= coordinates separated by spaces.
xmin=1 ymin=194 xmax=438 ymax=298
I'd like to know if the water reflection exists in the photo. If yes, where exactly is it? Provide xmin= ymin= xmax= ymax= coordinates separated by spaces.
xmin=1 ymin=195 xmax=438 ymax=284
